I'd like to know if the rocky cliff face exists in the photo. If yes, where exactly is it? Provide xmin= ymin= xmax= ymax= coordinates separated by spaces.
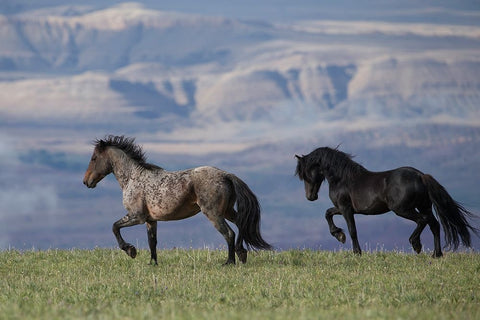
xmin=2 ymin=3 xmax=479 ymax=129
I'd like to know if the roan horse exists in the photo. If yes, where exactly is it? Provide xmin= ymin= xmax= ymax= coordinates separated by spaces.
xmin=295 ymin=147 xmax=478 ymax=257
xmin=83 ymin=135 xmax=272 ymax=265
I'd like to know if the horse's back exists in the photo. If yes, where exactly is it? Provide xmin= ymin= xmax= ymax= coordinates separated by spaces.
xmin=385 ymin=166 xmax=430 ymax=210
xmin=191 ymin=166 xmax=231 ymax=193
xmin=190 ymin=166 xmax=229 ymax=184
xmin=386 ymin=167 xmax=425 ymax=186
xmin=192 ymin=165 xmax=226 ymax=176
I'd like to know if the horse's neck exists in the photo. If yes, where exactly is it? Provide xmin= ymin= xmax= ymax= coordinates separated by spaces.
xmin=107 ymin=148 xmax=137 ymax=189
xmin=324 ymin=168 xmax=341 ymax=185
xmin=324 ymin=162 xmax=365 ymax=185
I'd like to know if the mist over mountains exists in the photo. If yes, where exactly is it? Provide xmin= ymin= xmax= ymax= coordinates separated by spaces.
xmin=1 ymin=1 xmax=479 ymax=252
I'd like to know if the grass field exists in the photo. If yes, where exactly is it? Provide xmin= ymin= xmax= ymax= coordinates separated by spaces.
xmin=1 ymin=248 xmax=479 ymax=319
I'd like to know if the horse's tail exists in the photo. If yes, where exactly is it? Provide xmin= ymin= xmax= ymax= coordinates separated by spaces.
xmin=227 ymin=174 xmax=272 ymax=250
xmin=422 ymin=174 xmax=479 ymax=250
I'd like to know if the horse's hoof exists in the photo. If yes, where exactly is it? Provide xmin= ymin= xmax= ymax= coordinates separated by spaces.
xmin=432 ymin=251 xmax=443 ymax=258
xmin=223 ymin=260 xmax=235 ymax=266
xmin=409 ymin=237 xmax=422 ymax=254
xmin=126 ymin=246 xmax=137 ymax=259
xmin=237 ymin=250 xmax=247 ymax=264
xmin=334 ymin=231 xmax=346 ymax=244
xmin=412 ymin=243 xmax=422 ymax=254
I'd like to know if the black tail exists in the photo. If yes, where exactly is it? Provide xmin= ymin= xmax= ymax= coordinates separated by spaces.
xmin=422 ymin=174 xmax=479 ymax=250
xmin=227 ymin=174 xmax=272 ymax=250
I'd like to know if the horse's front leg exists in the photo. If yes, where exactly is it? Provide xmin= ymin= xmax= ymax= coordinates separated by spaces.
xmin=341 ymin=208 xmax=361 ymax=255
xmin=146 ymin=221 xmax=158 ymax=265
xmin=325 ymin=207 xmax=346 ymax=243
xmin=112 ymin=213 xmax=144 ymax=259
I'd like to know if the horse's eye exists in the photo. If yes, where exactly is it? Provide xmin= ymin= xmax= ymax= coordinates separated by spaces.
xmin=91 ymin=156 xmax=97 ymax=161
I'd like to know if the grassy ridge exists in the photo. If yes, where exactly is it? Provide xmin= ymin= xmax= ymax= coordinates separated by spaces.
xmin=1 ymin=249 xmax=479 ymax=319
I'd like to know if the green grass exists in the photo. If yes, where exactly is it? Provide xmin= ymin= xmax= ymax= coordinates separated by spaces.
xmin=1 ymin=249 xmax=479 ymax=319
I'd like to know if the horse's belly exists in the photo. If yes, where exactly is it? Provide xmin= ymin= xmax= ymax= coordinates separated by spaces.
xmin=354 ymin=199 xmax=389 ymax=214
xmin=150 ymin=203 xmax=201 ymax=221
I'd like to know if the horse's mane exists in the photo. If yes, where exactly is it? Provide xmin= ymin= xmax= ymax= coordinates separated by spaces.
xmin=296 ymin=147 xmax=366 ymax=182
xmin=94 ymin=135 xmax=161 ymax=170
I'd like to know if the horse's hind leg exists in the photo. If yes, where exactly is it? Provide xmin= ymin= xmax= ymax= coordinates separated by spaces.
xmin=409 ymin=219 xmax=427 ymax=254
xmin=204 ymin=211 xmax=236 ymax=265
xmin=409 ymin=222 xmax=426 ymax=254
xmin=112 ymin=213 xmax=144 ymax=259
xmin=393 ymin=208 xmax=427 ymax=255
xmin=423 ymin=207 xmax=442 ymax=258
xmin=226 ymin=208 xmax=247 ymax=264
xmin=325 ymin=207 xmax=346 ymax=243
xmin=235 ymin=235 xmax=247 ymax=264
xmin=146 ymin=221 xmax=158 ymax=265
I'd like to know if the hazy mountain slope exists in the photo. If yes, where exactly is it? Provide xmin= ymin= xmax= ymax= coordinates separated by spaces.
xmin=2 ymin=3 xmax=479 ymax=129
xmin=0 ymin=3 xmax=274 ymax=72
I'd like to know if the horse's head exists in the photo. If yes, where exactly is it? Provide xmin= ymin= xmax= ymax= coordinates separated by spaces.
xmin=83 ymin=142 xmax=113 ymax=188
xmin=295 ymin=154 xmax=325 ymax=201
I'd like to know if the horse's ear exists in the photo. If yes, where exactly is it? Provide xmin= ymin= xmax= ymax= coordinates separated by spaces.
xmin=295 ymin=154 xmax=303 ymax=161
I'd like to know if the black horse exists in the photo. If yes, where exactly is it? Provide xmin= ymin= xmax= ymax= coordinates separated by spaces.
xmin=295 ymin=147 xmax=478 ymax=257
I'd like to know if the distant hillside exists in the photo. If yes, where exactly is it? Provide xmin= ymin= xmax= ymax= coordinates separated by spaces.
xmin=1 ymin=2 xmax=480 ymax=129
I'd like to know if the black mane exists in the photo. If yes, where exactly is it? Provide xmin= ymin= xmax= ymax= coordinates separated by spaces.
xmin=95 ymin=135 xmax=161 ymax=170
xmin=296 ymin=147 xmax=366 ymax=182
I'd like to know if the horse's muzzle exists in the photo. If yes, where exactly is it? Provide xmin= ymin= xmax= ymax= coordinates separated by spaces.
xmin=83 ymin=169 xmax=104 ymax=188
xmin=83 ymin=179 xmax=95 ymax=188
xmin=83 ymin=177 xmax=98 ymax=188
xmin=307 ymin=194 xmax=318 ymax=201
